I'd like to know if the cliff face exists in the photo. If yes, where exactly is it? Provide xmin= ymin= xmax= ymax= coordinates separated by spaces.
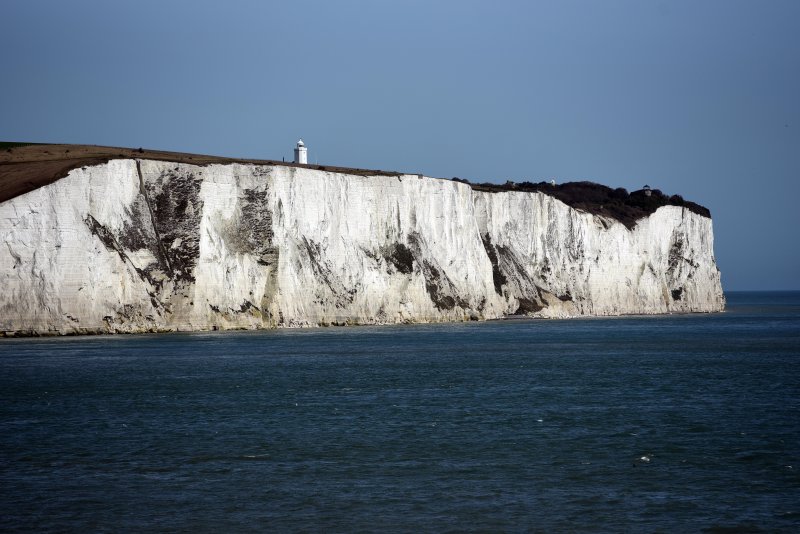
xmin=0 ymin=160 xmax=724 ymax=335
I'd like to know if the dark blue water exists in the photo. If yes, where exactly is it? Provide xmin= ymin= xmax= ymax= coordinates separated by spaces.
xmin=1 ymin=292 xmax=799 ymax=532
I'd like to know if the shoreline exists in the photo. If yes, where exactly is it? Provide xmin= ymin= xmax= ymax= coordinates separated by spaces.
xmin=0 ymin=307 xmax=727 ymax=339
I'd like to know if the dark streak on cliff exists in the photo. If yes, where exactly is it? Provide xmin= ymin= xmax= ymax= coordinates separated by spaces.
xmin=404 ymin=233 xmax=469 ymax=311
xmin=147 ymin=167 xmax=203 ymax=283
xmin=480 ymin=234 xmax=507 ymax=295
xmin=223 ymin=184 xmax=278 ymax=267
xmin=384 ymin=243 xmax=415 ymax=275
xmin=83 ymin=215 xmax=163 ymax=310
xmin=421 ymin=260 xmax=469 ymax=311
xmin=301 ymin=237 xmax=355 ymax=308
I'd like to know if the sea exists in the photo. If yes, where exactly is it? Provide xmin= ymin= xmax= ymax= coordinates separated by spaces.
xmin=1 ymin=291 xmax=798 ymax=532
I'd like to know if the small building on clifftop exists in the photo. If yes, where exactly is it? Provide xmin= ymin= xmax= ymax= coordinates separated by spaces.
xmin=294 ymin=139 xmax=307 ymax=164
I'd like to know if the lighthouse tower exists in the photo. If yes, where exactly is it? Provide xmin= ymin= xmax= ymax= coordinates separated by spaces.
xmin=294 ymin=139 xmax=308 ymax=164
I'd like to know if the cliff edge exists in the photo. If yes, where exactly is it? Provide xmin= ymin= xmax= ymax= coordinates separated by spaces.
xmin=0 ymin=145 xmax=725 ymax=335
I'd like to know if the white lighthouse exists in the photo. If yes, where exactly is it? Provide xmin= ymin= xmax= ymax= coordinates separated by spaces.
xmin=294 ymin=139 xmax=308 ymax=164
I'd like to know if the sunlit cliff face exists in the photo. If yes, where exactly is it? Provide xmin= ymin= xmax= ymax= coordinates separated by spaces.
xmin=0 ymin=160 xmax=724 ymax=335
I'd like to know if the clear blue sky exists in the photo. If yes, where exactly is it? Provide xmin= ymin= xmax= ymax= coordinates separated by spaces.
xmin=3 ymin=0 xmax=798 ymax=290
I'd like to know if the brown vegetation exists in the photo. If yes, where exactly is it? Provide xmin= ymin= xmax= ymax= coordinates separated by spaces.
xmin=0 ymin=142 xmax=400 ymax=204
xmin=1 ymin=142 xmax=710 ymax=227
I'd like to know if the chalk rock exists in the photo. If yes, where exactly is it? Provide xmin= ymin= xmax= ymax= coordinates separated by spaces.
xmin=0 ymin=160 xmax=724 ymax=335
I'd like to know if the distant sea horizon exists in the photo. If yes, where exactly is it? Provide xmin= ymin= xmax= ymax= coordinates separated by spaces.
xmin=697 ymin=290 xmax=796 ymax=299
xmin=1 ymin=291 xmax=798 ymax=532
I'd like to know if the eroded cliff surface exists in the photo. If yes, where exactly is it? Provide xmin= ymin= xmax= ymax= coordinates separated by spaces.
xmin=0 ymin=160 xmax=724 ymax=335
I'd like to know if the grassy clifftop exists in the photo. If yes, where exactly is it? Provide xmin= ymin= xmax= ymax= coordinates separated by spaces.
xmin=0 ymin=143 xmax=400 ymax=204
xmin=1 ymin=143 xmax=710 ymax=227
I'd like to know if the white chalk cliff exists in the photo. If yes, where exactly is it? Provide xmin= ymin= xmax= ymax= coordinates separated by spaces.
xmin=0 ymin=160 xmax=724 ymax=335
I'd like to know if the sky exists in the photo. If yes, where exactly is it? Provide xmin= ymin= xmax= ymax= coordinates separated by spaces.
xmin=2 ymin=0 xmax=798 ymax=290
